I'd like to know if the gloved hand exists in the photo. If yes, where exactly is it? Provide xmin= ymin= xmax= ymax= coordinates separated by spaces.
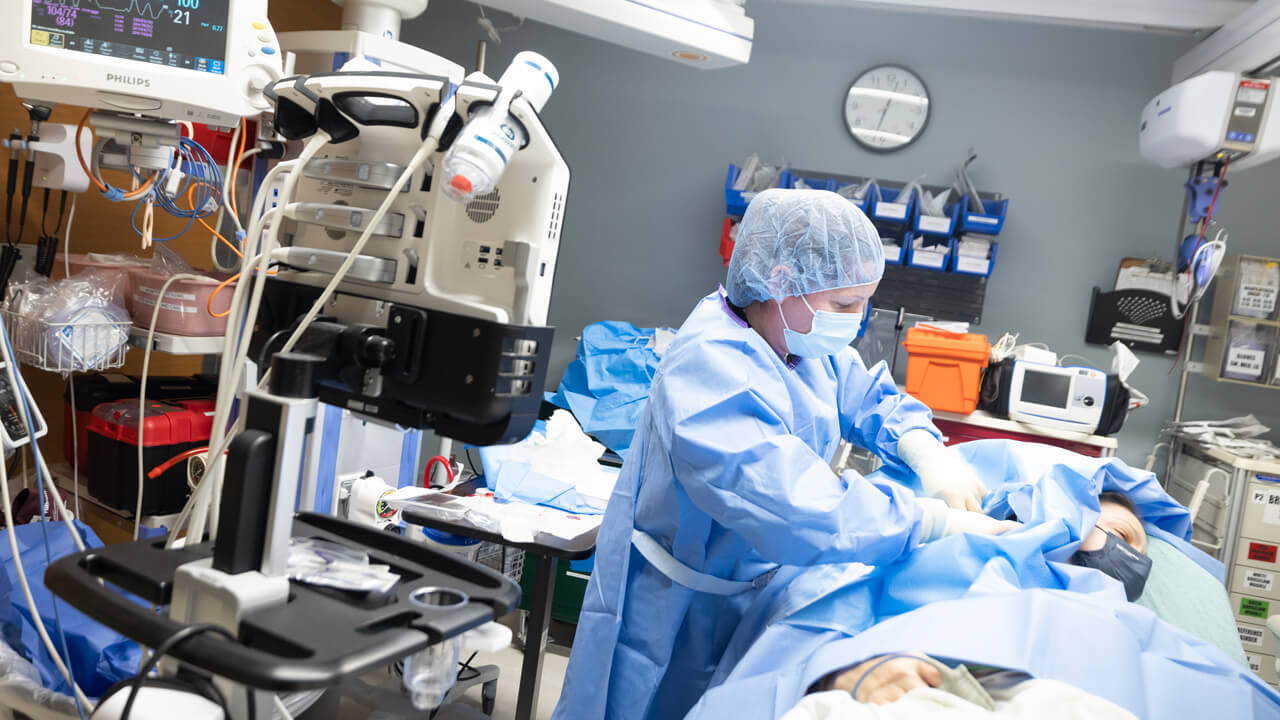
xmin=898 ymin=429 xmax=987 ymax=511
xmin=919 ymin=498 xmax=1021 ymax=542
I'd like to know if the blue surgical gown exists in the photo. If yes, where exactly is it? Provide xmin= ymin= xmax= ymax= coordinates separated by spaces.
xmin=551 ymin=288 xmax=941 ymax=720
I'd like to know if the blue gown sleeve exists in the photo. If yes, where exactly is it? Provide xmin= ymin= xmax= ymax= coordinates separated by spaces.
xmin=657 ymin=339 xmax=926 ymax=568
xmin=833 ymin=349 xmax=942 ymax=473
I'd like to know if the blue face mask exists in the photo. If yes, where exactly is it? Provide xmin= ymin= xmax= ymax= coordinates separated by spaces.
xmin=1071 ymin=531 xmax=1153 ymax=601
xmin=778 ymin=295 xmax=863 ymax=358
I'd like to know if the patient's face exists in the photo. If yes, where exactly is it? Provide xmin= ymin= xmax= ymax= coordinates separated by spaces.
xmin=1081 ymin=500 xmax=1147 ymax=554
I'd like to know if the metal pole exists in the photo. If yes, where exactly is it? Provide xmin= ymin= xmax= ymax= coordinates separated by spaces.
xmin=1173 ymin=299 xmax=1199 ymax=424
xmin=515 ymin=555 xmax=558 ymax=720
xmin=476 ymin=40 xmax=487 ymax=75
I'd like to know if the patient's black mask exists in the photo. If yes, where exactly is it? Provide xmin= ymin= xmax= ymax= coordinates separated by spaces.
xmin=1070 ymin=532 xmax=1152 ymax=601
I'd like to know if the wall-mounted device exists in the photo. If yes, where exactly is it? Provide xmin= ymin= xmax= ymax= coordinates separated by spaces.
xmin=1 ymin=0 xmax=283 ymax=125
xmin=1139 ymin=71 xmax=1280 ymax=171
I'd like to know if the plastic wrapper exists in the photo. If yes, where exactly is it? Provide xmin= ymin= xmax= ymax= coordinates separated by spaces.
xmin=919 ymin=188 xmax=952 ymax=218
xmin=402 ymin=637 xmax=461 ymax=710
xmin=1233 ymin=258 xmax=1280 ymax=320
xmin=287 ymin=537 xmax=399 ymax=593
xmin=0 ymin=641 xmax=78 ymax=719
xmin=897 ymin=174 xmax=926 ymax=208
xmin=148 ymin=245 xmax=196 ymax=277
xmin=954 ymin=149 xmax=986 ymax=214
xmin=837 ymin=178 xmax=876 ymax=203
xmin=733 ymin=153 xmax=787 ymax=194
xmin=4 ymin=268 xmax=131 ymax=372
xmin=478 ymin=410 xmax=618 ymax=513
xmin=1221 ymin=320 xmax=1272 ymax=382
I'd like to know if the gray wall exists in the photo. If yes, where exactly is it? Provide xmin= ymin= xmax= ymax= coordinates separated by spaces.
xmin=404 ymin=1 xmax=1280 ymax=467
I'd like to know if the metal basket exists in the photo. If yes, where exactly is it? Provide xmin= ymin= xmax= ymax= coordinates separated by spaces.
xmin=475 ymin=542 xmax=526 ymax=583
xmin=0 ymin=308 xmax=130 ymax=373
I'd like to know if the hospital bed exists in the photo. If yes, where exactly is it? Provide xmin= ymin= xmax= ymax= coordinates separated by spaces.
xmin=686 ymin=440 xmax=1280 ymax=720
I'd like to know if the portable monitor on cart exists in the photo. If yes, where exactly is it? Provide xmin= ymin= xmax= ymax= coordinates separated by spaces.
xmin=1007 ymin=361 xmax=1107 ymax=433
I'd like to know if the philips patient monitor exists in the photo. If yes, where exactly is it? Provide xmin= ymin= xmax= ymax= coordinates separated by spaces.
xmin=1 ymin=0 xmax=282 ymax=125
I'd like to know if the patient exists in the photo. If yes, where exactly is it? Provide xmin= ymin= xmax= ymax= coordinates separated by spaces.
xmin=806 ymin=492 xmax=1152 ymax=710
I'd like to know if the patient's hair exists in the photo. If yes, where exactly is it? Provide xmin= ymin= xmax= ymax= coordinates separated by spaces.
xmin=1099 ymin=491 xmax=1140 ymax=520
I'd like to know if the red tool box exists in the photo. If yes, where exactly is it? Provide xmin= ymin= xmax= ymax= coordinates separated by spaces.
xmin=87 ymin=398 xmax=216 ymax=517
xmin=63 ymin=374 xmax=216 ymax=468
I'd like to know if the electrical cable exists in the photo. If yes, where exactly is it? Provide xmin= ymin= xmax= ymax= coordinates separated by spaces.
xmin=1170 ymin=157 xmax=1231 ymax=371
xmin=63 ymin=194 xmax=81 ymax=521
xmin=75 ymin=110 xmax=157 ymax=201
xmin=119 ymin=623 xmax=237 ymax=720
xmin=0 ymin=457 xmax=91 ymax=714
xmin=0 ymin=317 xmax=91 ymax=713
xmin=190 ymin=133 xmax=331 ymax=543
xmin=272 ymin=693 xmax=295 ymax=720
xmin=136 ymin=272 xmax=207 ymax=539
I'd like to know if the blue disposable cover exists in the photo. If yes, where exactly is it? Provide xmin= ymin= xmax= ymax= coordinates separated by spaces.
xmin=549 ymin=321 xmax=664 ymax=459
xmin=1 ymin=520 xmax=140 ymax=698
xmin=686 ymin=440 xmax=1276 ymax=720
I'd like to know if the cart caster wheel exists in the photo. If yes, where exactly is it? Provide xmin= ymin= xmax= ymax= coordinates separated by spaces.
xmin=482 ymin=680 xmax=497 ymax=715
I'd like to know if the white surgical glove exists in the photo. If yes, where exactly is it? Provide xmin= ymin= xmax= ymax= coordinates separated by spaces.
xmin=918 ymin=498 xmax=1021 ymax=542
xmin=898 ymin=429 xmax=987 ymax=511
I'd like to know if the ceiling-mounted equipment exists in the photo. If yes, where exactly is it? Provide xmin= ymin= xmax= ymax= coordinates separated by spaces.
xmin=1140 ymin=71 xmax=1280 ymax=170
xmin=1173 ymin=0 xmax=1280 ymax=83
xmin=470 ymin=0 xmax=754 ymax=69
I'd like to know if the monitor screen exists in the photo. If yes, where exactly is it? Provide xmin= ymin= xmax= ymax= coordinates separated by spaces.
xmin=1021 ymin=369 xmax=1071 ymax=408
xmin=29 ymin=0 xmax=231 ymax=75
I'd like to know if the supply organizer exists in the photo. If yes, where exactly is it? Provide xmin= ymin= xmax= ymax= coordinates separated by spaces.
xmin=716 ymin=163 xmax=1009 ymax=323
xmin=720 ymin=162 xmax=791 ymax=265
xmin=1200 ymin=255 xmax=1280 ymax=389
xmin=1164 ymin=438 xmax=1280 ymax=685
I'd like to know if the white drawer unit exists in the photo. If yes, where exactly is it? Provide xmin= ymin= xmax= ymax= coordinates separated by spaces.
xmin=1165 ymin=439 xmax=1280 ymax=687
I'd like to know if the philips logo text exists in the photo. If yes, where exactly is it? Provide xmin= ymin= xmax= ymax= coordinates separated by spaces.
xmin=105 ymin=74 xmax=151 ymax=88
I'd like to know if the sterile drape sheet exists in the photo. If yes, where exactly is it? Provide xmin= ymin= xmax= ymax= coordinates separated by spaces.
xmin=686 ymin=440 xmax=1279 ymax=720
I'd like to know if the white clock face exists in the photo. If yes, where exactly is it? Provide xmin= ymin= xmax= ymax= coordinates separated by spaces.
xmin=844 ymin=65 xmax=930 ymax=152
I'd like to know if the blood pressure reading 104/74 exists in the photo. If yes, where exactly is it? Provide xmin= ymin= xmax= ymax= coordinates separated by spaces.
xmin=28 ymin=0 xmax=231 ymax=74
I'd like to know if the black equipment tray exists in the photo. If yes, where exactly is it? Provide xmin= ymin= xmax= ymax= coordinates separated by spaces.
xmin=44 ymin=513 xmax=521 ymax=692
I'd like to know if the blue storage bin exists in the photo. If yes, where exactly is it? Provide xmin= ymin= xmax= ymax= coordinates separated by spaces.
xmin=879 ymin=229 xmax=908 ymax=265
xmin=870 ymin=186 xmax=916 ymax=225
xmin=906 ymin=235 xmax=952 ymax=271
xmin=725 ymin=164 xmax=789 ymax=217
xmin=949 ymin=237 xmax=999 ymax=277
xmin=958 ymin=195 xmax=1008 ymax=235
xmin=914 ymin=201 xmax=960 ymax=237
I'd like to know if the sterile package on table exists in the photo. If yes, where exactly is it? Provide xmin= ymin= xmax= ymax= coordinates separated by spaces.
xmin=287 ymin=537 xmax=400 ymax=593
xmin=386 ymin=487 xmax=602 ymax=548
xmin=476 ymin=409 xmax=621 ymax=514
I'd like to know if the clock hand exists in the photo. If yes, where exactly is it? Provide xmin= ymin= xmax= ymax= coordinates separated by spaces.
xmin=876 ymin=100 xmax=891 ymax=132
xmin=875 ymin=79 xmax=907 ymax=141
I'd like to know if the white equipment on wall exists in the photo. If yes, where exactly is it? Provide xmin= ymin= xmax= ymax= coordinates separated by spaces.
xmin=473 ymin=0 xmax=754 ymax=68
